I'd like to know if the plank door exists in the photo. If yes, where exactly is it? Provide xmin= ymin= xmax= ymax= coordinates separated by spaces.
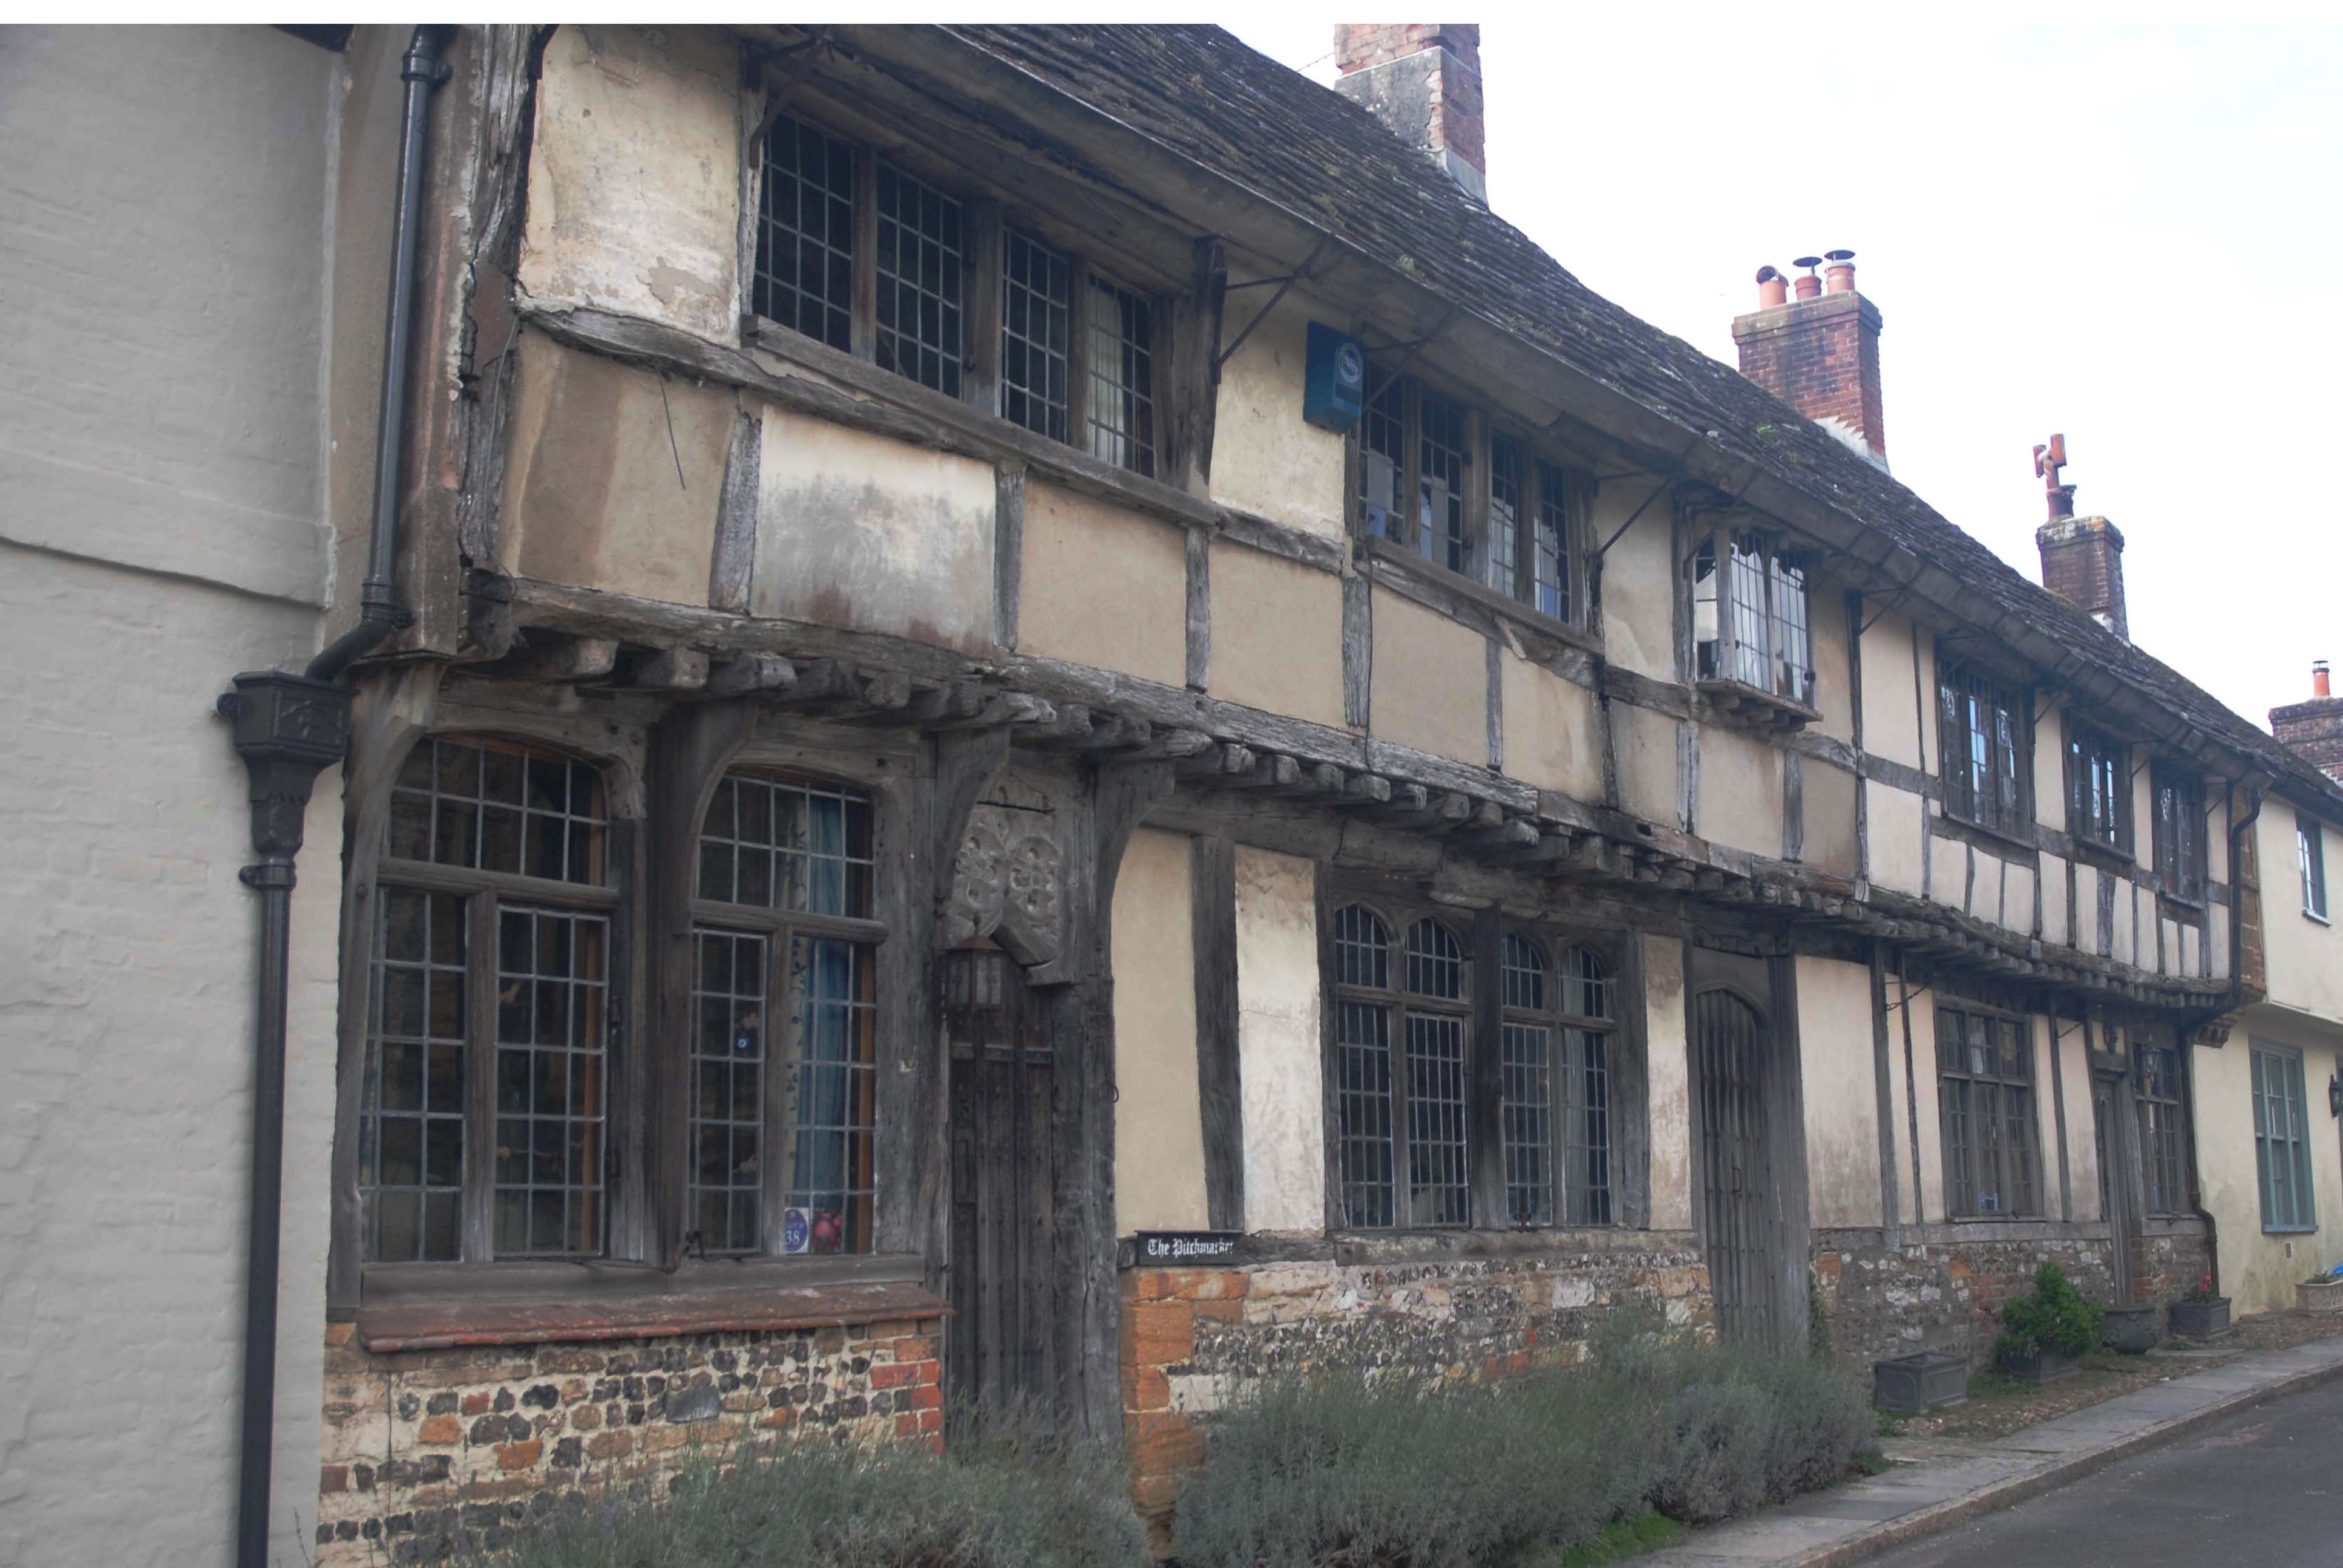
xmin=1693 ymin=988 xmax=1778 ymax=1344
xmin=942 ymin=947 xmax=1060 ymax=1422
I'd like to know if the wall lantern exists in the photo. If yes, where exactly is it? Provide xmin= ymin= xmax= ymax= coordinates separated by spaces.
xmin=2327 ymin=1074 xmax=2342 ymax=1119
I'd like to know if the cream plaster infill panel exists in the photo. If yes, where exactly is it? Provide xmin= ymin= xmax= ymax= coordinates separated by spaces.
xmin=1019 ymin=483 xmax=1186 ymax=687
xmin=1598 ymin=493 xmax=1676 ymax=681
xmin=750 ymin=407 xmax=995 ymax=653
xmin=1500 ymin=655 xmax=1601 ymax=800
xmin=1112 ymin=829 xmax=1207 ymax=1233
xmin=1615 ymin=702 xmax=1679 ymax=830
xmin=1867 ymin=782 xmax=1926 ymax=897
xmin=1859 ymin=615 xmax=1922 ymax=769
xmin=2032 ymin=700 xmax=2069 ymax=834
xmin=1235 ymin=845 xmax=1327 ymax=1233
xmin=1696 ymin=724 xmax=1783 ymax=860
xmin=499 ymin=334 xmax=730 ymax=606
xmin=1643 ymin=934 xmax=1693 ymax=1232
xmin=1803 ymin=759 xmax=1859 ymax=880
xmin=1808 ymin=586 xmax=1854 ymax=745
xmin=1369 ymin=587 xmax=1487 ymax=766
xmin=1208 ymin=291 xmax=1346 ymax=541
xmin=1797 ymin=956 xmax=1883 ymax=1229
xmin=1211 ymin=541 xmax=1345 ymax=729
xmin=519 ymin=25 xmax=741 ymax=344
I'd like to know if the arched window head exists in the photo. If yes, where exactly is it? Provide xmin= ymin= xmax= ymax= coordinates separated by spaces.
xmin=1405 ymin=917 xmax=1465 ymax=1001
xmin=698 ymin=771 xmax=874 ymax=918
xmin=387 ymin=735 xmax=606 ymax=884
xmin=1501 ymin=933 xmax=1546 ymax=1011
xmin=1332 ymin=904 xmax=1392 ymax=990
xmin=1568 ymin=947 xmax=1611 ymax=1021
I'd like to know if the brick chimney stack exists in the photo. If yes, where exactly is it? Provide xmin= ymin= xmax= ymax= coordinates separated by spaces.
xmin=1334 ymin=24 xmax=1487 ymax=203
xmin=2030 ymin=435 xmax=2129 ymax=641
xmin=1731 ymin=251 xmax=1887 ymax=466
xmin=2272 ymin=662 xmax=2343 ymax=783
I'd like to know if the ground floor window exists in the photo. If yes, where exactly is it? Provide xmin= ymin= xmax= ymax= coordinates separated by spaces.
xmin=2135 ymin=1042 xmax=2189 ymax=1216
xmin=1329 ymin=893 xmax=1619 ymax=1232
xmin=2253 ymin=1045 xmax=2317 ymax=1232
xmin=1936 ymin=1004 xmax=2039 ymax=1217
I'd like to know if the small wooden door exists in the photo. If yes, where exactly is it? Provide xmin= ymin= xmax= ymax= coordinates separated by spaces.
xmin=1694 ymin=988 xmax=1778 ymax=1344
xmin=943 ymin=948 xmax=1060 ymax=1419
xmin=2093 ymin=1073 xmax=2137 ymax=1305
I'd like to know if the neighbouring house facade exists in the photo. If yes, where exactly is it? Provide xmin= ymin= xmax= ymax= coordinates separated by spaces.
xmin=8 ymin=21 xmax=2343 ymax=1568
xmin=2195 ymin=671 xmax=2343 ymax=1315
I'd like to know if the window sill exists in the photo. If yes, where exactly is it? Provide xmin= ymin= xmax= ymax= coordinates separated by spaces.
xmin=2263 ymin=1225 xmax=2321 ymax=1237
xmin=2069 ymin=837 xmax=2134 ymax=875
xmin=2303 ymin=909 xmax=2332 ymax=927
xmin=1938 ymin=809 xmax=2038 ymax=861
xmin=1945 ymin=1212 xmax=2048 ymax=1226
xmin=1362 ymin=535 xmax=1603 ymax=659
xmin=352 ymin=1256 xmax=940 ymax=1353
xmin=1693 ymin=677 xmax=1820 ymax=731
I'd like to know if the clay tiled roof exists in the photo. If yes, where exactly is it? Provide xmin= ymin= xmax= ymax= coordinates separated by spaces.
xmin=945 ymin=24 xmax=2343 ymax=814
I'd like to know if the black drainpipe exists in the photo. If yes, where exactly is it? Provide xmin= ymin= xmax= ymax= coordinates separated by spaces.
xmin=216 ymin=27 xmax=450 ymax=1568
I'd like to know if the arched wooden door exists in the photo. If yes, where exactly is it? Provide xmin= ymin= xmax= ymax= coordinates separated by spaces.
xmin=940 ymin=946 xmax=1061 ymax=1421
xmin=1693 ymin=988 xmax=1779 ymax=1344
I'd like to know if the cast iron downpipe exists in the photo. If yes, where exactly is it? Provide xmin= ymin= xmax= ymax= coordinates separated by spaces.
xmin=217 ymin=27 xmax=449 ymax=1568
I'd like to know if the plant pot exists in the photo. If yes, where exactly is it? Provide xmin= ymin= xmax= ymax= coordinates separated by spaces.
xmin=1873 ymin=1350 xmax=1970 ymax=1413
xmin=2170 ymin=1297 xmax=2232 ymax=1340
xmin=2101 ymin=1304 xmax=2161 ymax=1354
xmin=2296 ymin=1279 xmax=2343 ymax=1313
xmin=1997 ymin=1345 xmax=2080 ymax=1383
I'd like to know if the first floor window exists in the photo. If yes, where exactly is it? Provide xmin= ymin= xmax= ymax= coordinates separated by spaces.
xmin=1331 ymin=898 xmax=1618 ymax=1232
xmin=2301 ymin=817 xmax=2328 ymax=920
xmin=1936 ymin=1005 xmax=2038 ymax=1217
xmin=1085 ymin=273 xmax=1156 ymax=477
xmin=2067 ymin=722 xmax=2128 ymax=851
xmin=2135 ymin=1042 xmax=2189 ymax=1215
xmin=1000 ymin=228 xmax=1070 ymax=443
xmin=2153 ymin=769 xmax=2207 ymax=902
xmin=1938 ymin=658 xmax=2030 ymax=838
xmin=2252 ymin=1046 xmax=2316 ymax=1232
xmin=1694 ymin=530 xmax=1812 ymax=706
xmin=365 ymin=736 xmax=614 ymax=1263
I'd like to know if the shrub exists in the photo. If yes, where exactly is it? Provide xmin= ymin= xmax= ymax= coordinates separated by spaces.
xmin=447 ymin=1415 xmax=1146 ymax=1568
xmin=1174 ymin=1317 xmax=1873 ymax=1566
xmin=1995 ymin=1260 xmax=2104 ymax=1361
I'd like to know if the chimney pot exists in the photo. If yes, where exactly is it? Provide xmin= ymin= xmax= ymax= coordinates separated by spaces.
xmin=1823 ymin=248 xmax=1856 ymax=294
xmin=2318 ymin=661 xmax=2333 ymax=699
xmin=1734 ymin=251 xmax=1886 ymax=462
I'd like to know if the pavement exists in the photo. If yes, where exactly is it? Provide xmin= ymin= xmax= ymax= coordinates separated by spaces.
xmin=1642 ymin=1333 xmax=2343 ymax=1566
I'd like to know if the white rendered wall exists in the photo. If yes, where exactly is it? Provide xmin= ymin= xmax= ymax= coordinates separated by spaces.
xmin=0 ymin=25 xmax=341 ymax=1567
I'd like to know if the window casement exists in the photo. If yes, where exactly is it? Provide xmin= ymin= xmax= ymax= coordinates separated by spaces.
xmin=1329 ymin=900 xmax=1617 ymax=1232
xmin=750 ymin=110 xmax=1162 ymax=479
xmin=367 ymin=736 xmax=617 ymax=1264
xmin=1499 ymin=936 xmax=1617 ymax=1227
xmin=1938 ymin=658 xmax=2031 ymax=840
xmin=2301 ymin=817 xmax=2329 ymax=921
xmin=2252 ymin=1045 xmax=2317 ymax=1232
xmin=689 ymin=770 xmax=882 ymax=1257
xmin=2066 ymin=722 xmax=2129 ymax=853
xmin=1935 ymin=1004 xmax=2039 ymax=1218
xmin=2151 ymin=767 xmax=2207 ymax=903
xmin=1354 ymin=368 xmax=1593 ymax=629
xmin=1691 ymin=528 xmax=1815 ymax=715
xmin=2134 ymin=1041 xmax=2189 ymax=1217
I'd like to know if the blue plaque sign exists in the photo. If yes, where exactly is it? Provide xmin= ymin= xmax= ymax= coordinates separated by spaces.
xmin=1303 ymin=321 xmax=1366 ymax=433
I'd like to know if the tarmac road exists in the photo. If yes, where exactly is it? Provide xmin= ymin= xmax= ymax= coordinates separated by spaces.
xmin=1863 ymin=1373 xmax=2343 ymax=1568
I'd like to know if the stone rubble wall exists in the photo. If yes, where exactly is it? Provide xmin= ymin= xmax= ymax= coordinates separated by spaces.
xmin=314 ymin=1316 xmax=942 ymax=1564
xmin=1817 ymin=1230 xmax=2211 ymax=1371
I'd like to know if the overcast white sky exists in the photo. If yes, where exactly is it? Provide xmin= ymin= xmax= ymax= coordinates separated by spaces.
xmin=1226 ymin=17 xmax=2341 ymax=734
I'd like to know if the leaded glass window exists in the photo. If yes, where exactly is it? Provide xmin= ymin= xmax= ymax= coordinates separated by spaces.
xmin=1328 ymin=904 xmax=1472 ymax=1229
xmin=1694 ymin=532 xmax=1813 ymax=705
xmin=753 ymin=112 xmax=855 ymax=352
xmin=1488 ymin=434 xmax=1524 ymax=597
xmin=1001 ymin=229 xmax=1070 ymax=443
xmin=2153 ymin=769 xmax=2207 ymax=902
xmin=1418 ymin=397 xmax=1469 ymax=574
xmin=2135 ymin=1042 xmax=2188 ymax=1216
xmin=874 ymin=159 xmax=964 ymax=397
xmin=2068 ymin=724 xmax=2128 ymax=851
xmin=1533 ymin=459 xmax=1575 ymax=624
xmin=1936 ymin=1005 xmax=2039 ymax=1217
xmin=1358 ymin=369 xmax=1406 ymax=543
xmin=367 ymin=736 xmax=614 ymax=1264
xmin=689 ymin=771 xmax=880 ymax=1256
xmin=1938 ymin=659 xmax=2030 ymax=838
xmin=1086 ymin=273 xmax=1156 ymax=477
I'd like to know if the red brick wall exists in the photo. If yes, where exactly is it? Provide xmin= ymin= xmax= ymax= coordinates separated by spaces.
xmin=2272 ymin=696 xmax=2343 ymax=782
xmin=1731 ymin=293 xmax=1887 ymax=459
xmin=1331 ymin=24 xmax=1485 ymax=189
xmin=2036 ymin=516 xmax=2129 ymax=640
